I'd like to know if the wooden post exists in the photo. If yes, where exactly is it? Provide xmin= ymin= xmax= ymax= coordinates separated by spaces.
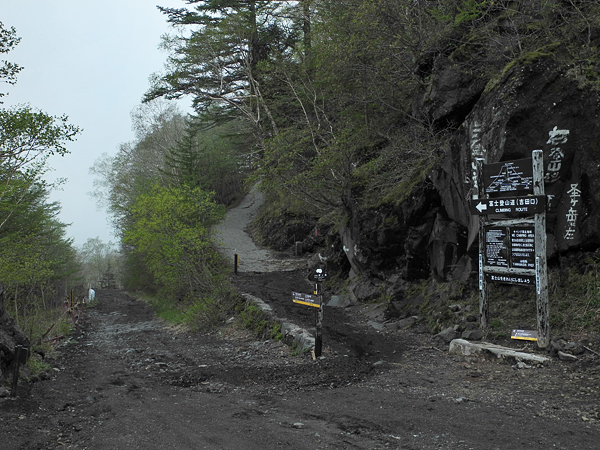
xmin=532 ymin=149 xmax=550 ymax=348
xmin=11 ymin=345 xmax=23 ymax=397
xmin=476 ymin=158 xmax=489 ymax=330
xmin=234 ymin=254 xmax=239 ymax=275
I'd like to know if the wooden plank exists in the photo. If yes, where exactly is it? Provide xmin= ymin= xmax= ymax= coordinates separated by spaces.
xmin=532 ymin=149 xmax=550 ymax=348
xmin=482 ymin=266 xmax=536 ymax=276
xmin=483 ymin=218 xmax=535 ymax=227
xmin=476 ymin=158 xmax=489 ymax=330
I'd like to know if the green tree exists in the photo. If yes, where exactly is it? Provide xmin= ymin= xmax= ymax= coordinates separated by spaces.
xmin=89 ymin=100 xmax=185 ymax=238
xmin=163 ymin=117 xmax=249 ymax=205
xmin=123 ymin=184 xmax=224 ymax=300
xmin=0 ymin=105 xmax=81 ymax=228
xmin=0 ymin=21 xmax=23 ymax=102
xmin=0 ymin=179 xmax=77 ymax=322
xmin=0 ymin=21 xmax=80 ymax=334
xmin=147 ymin=1 xmax=302 ymax=137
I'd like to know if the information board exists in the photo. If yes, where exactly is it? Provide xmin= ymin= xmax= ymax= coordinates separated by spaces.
xmin=484 ymin=225 xmax=536 ymax=270
xmin=509 ymin=226 xmax=535 ymax=269
xmin=485 ymin=227 xmax=509 ymax=267
xmin=473 ymin=151 xmax=549 ymax=348
xmin=483 ymin=158 xmax=533 ymax=195
xmin=511 ymin=329 xmax=539 ymax=341
xmin=308 ymin=267 xmax=328 ymax=282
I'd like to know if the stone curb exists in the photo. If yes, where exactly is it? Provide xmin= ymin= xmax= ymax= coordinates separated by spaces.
xmin=241 ymin=293 xmax=315 ymax=352
xmin=449 ymin=338 xmax=550 ymax=365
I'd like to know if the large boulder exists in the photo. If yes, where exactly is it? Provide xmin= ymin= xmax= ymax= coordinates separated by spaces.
xmin=0 ymin=282 xmax=30 ymax=380
xmin=460 ymin=53 xmax=600 ymax=256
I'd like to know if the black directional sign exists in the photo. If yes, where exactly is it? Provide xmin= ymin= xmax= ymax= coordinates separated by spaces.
xmin=292 ymin=291 xmax=321 ymax=308
xmin=470 ymin=195 xmax=545 ymax=216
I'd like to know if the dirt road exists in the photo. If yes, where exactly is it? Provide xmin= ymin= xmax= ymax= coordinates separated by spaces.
xmin=3 ymin=186 xmax=600 ymax=449
xmin=1 ymin=288 xmax=600 ymax=449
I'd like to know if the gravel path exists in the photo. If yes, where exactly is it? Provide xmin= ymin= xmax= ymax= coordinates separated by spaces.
xmin=213 ymin=184 xmax=306 ymax=272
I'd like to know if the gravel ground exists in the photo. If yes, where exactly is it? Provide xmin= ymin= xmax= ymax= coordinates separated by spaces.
xmin=2 ymin=188 xmax=600 ymax=449
xmin=213 ymin=184 xmax=306 ymax=273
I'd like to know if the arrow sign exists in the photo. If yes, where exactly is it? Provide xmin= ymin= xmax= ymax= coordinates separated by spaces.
xmin=470 ymin=195 xmax=546 ymax=216
xmin=475 ymin=201 xmax=487 ymax=213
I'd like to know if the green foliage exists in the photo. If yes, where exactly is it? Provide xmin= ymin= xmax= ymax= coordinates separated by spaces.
xmin=148 ymin=295 xmax=189 ymax=324
xmin=430 ymin=0 xmax=491 ymax=27
xmin=26 ymin=354 xmax=51 ymax=379
xmin=123 ymin=184 xmax=225 ymax=301
xmin=0 ymin=179 xmax=79 ymax=323
xmin=236 ymin=302 xmax=271 ymax=337
xmin=89 ymin=101 xmax=185 ymax=240
xmin=270 ymin=322 xmax=283 ymax=341
xmin=0 ymin=21 xmax=23 ymax=101
xmin=0 ymin=21 xmax=80 ymax=344
xmin=0 ymin=105 xmax=79 ymax=160
xmin=148 ymin=0 xmax=298 ymax=136
xmin=163 ymin=118 xmax=249 ymax=205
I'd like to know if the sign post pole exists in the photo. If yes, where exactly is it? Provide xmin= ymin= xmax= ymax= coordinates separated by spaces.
xmin=314 ymin=281 xmax=323 ymax=357
xmin=532 ymin=150 xmax=550 ymax=348
xmin=295 ymin=266 xmax=328 ymax=357
xmin=476 ymin=158 xmax=489 ymax=329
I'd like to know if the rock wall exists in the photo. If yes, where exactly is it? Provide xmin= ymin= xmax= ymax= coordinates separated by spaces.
xmin=344 ymin=51 xmax=600 ymax=300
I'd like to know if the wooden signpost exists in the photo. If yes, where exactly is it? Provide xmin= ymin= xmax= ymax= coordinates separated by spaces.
xmin=472 ymin=150 xmax=549 ymax=348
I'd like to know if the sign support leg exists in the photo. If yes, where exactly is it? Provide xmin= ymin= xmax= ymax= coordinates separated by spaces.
xmin=533 ymin=150 xmax=550 ymax=348
xmin=475 ymin=158 xmax=490 ymax=330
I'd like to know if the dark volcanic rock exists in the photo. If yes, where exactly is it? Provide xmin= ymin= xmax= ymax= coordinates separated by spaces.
xmin=343 ymin=50 xmax=600 ymax=300
xmin=0 ymin=282 xmax=30 ymax=381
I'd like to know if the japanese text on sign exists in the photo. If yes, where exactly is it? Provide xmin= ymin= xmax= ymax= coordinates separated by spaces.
xmin=510 ymin=227 xmax=535 ymax=269
xmin=484 ymin=226 xmax=536 ymax=270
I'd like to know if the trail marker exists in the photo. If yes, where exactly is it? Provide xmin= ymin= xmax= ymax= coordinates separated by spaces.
xmin=292 ymin=291 xmax=321 ymax=308
xmin=511 ymin=329 xmax=539 ymax=341
xmin=293 ymin=265 xmax=328 ymax=357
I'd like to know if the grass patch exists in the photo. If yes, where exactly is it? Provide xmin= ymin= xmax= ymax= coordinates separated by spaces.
xmin=22 ymin=305 xmax=78 ymax=351
xmin=236 ymin=302 xmax=272 ymax=337
xmin=549 ymin=259 xmax=600 ymax=335
xmin=134 ymin=285 xmax=238 ymax=331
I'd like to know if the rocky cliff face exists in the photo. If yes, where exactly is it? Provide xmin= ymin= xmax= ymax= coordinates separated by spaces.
xmin=342 ymin=50 xmax=600 ymax=300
